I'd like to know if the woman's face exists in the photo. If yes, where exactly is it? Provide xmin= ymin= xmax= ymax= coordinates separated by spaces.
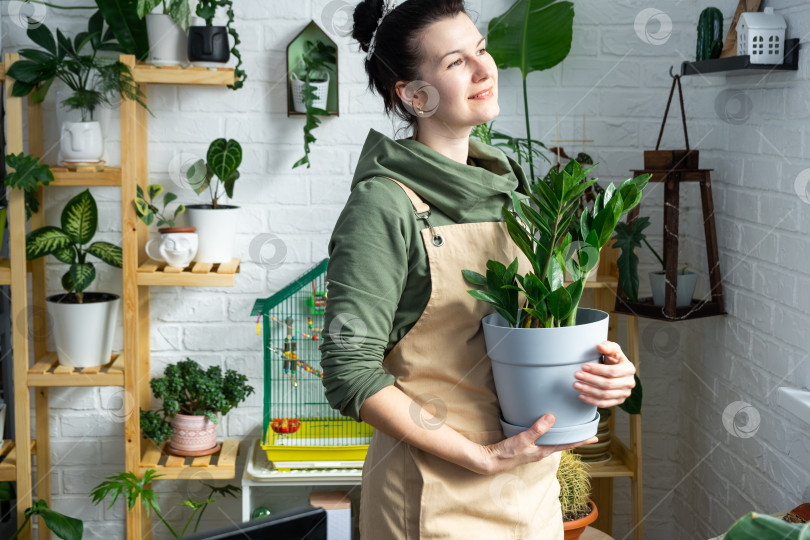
xmin=401 ymin=12 xmax=499 ymax=134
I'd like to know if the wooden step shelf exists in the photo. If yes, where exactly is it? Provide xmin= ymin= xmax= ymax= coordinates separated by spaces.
xmin=27 ymin=352 xmax=124 ymax=387
xmin=0 ymin=440 xmax=36 ymax=482
xmin=614 ymin=296 xmax=725 ymax=321
xmin=132 ymin=63 xmax=236 ymax=86
xmin=140 ymin=439 xmax=239 ymax=480
xmin=584 ymin=439 xmax=636 ymax=478
xmin=49 ymin=166 xmax=122 ymax=187
xmin=137 ymin=258 xmax=240 ymax=287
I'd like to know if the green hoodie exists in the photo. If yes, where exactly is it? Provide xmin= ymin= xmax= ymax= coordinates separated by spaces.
xmin=319 ymin=129 xmax=529 ymax=421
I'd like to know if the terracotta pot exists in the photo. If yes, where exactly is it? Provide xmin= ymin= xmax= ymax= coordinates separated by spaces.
xmin=563 ymin=499 xmax=599 ymax=540
xmin=169 ymin=414 xmax=218 ymax=455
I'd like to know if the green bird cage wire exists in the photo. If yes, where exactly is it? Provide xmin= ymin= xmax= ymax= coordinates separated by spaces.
xmin=251 ymin=258 xmax=373 ymax=469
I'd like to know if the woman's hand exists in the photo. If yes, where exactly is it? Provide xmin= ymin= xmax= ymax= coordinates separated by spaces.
xmin=573 ymin=340 xmax=636 ymax=408
xmin=477 ymin=415 xmax=598 ymax=475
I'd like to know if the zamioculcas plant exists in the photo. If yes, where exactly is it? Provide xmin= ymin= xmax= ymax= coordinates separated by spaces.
xmin=186 ymin=138 xmax=243 ymax=208
xmin=463 ymin=160 xmax=650 ymax=328
xmin=26 ymin=189 xmax=123 ymax=302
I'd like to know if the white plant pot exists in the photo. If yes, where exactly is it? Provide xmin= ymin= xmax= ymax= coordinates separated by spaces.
xmin=146 ymin=13 xmax=188 ymax=66
xmin=60 ymin=121 xmax=104 ymax=162
xmin=47 ymin=293 xmax=120 ymax=368
xmin=185 ymin=205 xmax=239 ymax=263
xmin=290 ymin=72 xmax=329 ymax=114
xmin=649 ymin=270 xmax=698 ymax=307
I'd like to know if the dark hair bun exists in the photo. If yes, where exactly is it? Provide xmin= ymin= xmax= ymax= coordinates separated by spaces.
xmin=352 ymin=0 xmax=385 ymax=52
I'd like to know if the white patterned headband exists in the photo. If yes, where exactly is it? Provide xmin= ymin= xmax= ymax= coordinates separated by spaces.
xmin=366 ymin=0 xmax=400 ymax=60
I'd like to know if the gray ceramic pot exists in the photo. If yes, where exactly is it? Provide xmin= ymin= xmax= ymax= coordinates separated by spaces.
xmin=649 ymin=270 xmax=698 ymax=307
xmin=482 ymin=308 xmax=609 ymax=445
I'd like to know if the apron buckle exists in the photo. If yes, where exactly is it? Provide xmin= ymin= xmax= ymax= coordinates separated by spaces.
xmin=415 ymin=210 xmax=445 ymax=248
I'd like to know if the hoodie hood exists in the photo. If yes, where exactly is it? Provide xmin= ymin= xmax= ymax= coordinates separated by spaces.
xmin=352 ymin=129 xmax=529 ymax=223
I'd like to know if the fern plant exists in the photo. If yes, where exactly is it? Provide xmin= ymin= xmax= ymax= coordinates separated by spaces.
xmin=25 ymin=189 xmax=123 ymax=303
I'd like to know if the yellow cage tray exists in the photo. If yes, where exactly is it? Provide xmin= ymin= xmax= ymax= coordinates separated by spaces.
xmin=262 ymin=417 xmax=373 ymax=470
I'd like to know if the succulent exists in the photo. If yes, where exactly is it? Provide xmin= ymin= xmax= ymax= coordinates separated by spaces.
xmin=557 ymin=449 xmax=592 ymax=521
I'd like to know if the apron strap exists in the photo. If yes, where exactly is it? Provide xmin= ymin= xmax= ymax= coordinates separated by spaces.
xmin=378 ymin=175 xmax=446 ymax=248
xmin=377 ymin=176 xmax=431 ymax=214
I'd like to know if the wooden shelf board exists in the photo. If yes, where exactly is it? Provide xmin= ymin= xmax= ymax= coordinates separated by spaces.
xmin=0 ymin=258 xmax=9 ymax=285
xmin=49 ymin=166 xmax=122 ymax=187
xmin=132 ymin=63 xmax=236 ymax=86
xmin=140 ymin=439 xmax=239 ymax=480
xmin=28 ymin=352 xmax=124 ymax=387
xmin=614 ymin=296 xmax=726 ymax=321
xmin=681 ymin=38 xmax=800 ymax=76
xmin=630 ymin=169 xmax=713 ymax=183
xmin=585 ymin=439 xmax=636 ymax=478
xmin=137 ymin=258 xmax=240 ymax=287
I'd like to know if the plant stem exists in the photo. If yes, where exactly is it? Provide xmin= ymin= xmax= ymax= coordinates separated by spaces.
xmin=642 ymin=237 xmax=665 ymax=268
xmin=192 ymin=487 xmax=216 ymax=532
xmin=522 ymin=77 xmax=535 ymax=182
xmin=153 ymin=507 xmax=180 ymax=537
xmin=9 ymin=514 xmax=32 ymax=540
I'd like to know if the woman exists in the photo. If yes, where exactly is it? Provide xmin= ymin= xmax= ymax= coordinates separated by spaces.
xmin=319 ymin=0 xmax=637 ymax=537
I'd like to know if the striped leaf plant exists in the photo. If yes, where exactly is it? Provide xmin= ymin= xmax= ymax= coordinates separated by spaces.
xmin=25 ymin=189 xmax=122 ymax=302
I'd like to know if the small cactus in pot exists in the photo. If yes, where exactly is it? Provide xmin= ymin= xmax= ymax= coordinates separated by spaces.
xmin=557 ymin=450 xmax=598 ymax=539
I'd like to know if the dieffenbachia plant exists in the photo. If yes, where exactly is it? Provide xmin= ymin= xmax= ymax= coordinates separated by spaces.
xmin=25 ymin=189 xmax=123 ymax=302
xmin=463 ymin=160 xmax=651 ymax=329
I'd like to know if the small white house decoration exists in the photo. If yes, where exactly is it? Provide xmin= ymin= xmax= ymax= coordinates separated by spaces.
xmin=736 ymin=7 xmax=787 ymax=64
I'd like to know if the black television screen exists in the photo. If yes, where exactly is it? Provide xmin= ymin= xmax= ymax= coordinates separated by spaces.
xmin=179 ymin=506 xmax=327 ymax=539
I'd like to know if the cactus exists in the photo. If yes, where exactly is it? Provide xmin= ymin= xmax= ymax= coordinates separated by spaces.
xmin=557 ymin=450 xmax=592 ymax=521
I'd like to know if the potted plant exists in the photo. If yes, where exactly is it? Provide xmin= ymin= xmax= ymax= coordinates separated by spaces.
xmin=291 ymin=40 xmax=337 ymax=169
xmin=612 ymin=216 xmax=698 ymax=308
xmin=134 ymin=184 xmax=199 ymax=268
xmin=140 ymin=358 xmax=254 ymax=456
xmin=9 ymin=499 xmax=83 ymax=540
xmin=91 ymin=469 xmax=240 ymax=537
xmin=557 ymin=450 xmax=598 ymax=540
xmin=184 ymin=138 xmax=242 ymax=263
xmin=26 ymin=189 xmax=123 ymax=368
xmin=7 ymin=12 xmax=147 ymax=165
xmin=187 ymin=0 xmax=246 ymax=89
xmin=137 ymin=0 xmax=192 ymax=66
xmin=467 ymin=162 xmax=648 ymax=444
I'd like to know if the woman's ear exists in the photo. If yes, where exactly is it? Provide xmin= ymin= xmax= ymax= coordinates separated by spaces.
xmin=395 ymin=81 xmax=420 ymax=109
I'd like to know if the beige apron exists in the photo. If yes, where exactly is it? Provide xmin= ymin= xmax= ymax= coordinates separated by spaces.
xmin=359 ymin=178 xmax=563 ymax=540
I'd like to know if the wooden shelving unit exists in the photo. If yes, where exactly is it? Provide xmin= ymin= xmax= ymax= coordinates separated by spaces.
xmin=3 ymin=53 xmax=240 ymax=540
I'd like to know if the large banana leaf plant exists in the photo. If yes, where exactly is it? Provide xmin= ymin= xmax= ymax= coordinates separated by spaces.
xmin=464 ymin=161 xmax=651 ymax=329
xmin=487 ymin=0 xmax=575 ymax=181
xmin=186 ymin=138 xmax=243 ymax=208
xmin=26 ymin=189 xmax=123 ymax=302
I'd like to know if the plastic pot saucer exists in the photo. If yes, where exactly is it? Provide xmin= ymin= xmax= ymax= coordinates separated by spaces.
xmin=500 ymin=410 xmax=600 ymax=446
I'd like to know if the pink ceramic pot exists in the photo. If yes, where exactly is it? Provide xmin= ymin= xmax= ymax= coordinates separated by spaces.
xmin=169 ymin=414 xmax=218 ymax=454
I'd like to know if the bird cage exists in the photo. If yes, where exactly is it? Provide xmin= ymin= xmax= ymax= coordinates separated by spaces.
xmin=736 ymin=7 xmax=787 ymax=64
xmin=251 ymin=258 xmax=373 ymax=470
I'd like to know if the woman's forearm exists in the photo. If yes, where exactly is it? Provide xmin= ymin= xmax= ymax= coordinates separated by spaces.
xmin=359 ymin=385 xmax=489 ymax=474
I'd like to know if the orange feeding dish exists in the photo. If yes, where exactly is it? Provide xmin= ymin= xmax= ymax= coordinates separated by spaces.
xmin=271 ymin=418 xmax=302 ymax=434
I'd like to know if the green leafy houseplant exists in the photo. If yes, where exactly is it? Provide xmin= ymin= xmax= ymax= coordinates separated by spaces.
xmin=26 ymin=189 xmax=123 ymax=303
xmin=193 ymin=0 xmax=246 ymax=89
xmin=471 ymin=121 xmax=551 ymax=170
xmin=7 ymin=11 xmax=147 ymax=121
xmin=292 ymin=40 xmax=337 ymax=169
xmin=137 ymin=0 xmax=192 ymax=32
xmin=140 ymin=358 xmax=254 ymax=445
xmin=90 ymin=469 xmax=240 ymax=538
xmin=9 ymin=499 xmax=83 ymax=540
xmin=186 ymin=138 xmax=243 ymax=208
xmin=463 ymin=161 xmax=650 ymax=328
xmin=612 ymin=216 xmax=664 ymax=303
xmin=3 ymin=152 xmax=55 ymax=219
xmin=134 ymin=184 xmax=186 ymax=228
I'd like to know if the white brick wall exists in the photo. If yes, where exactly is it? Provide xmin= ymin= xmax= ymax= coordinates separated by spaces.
xmin=4 ymin=1 xmax=810 ymax=538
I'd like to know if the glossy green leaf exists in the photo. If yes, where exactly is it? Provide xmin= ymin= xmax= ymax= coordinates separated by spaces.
xmin=69 ymin=263 xmax=95 ymax=293
xmin=26 ymin=227 xmax=72 ymax=260
xmin=52 ymin=247 xmax=76 ymax=265
xmin=618 ymin=374 xmax=643 ymax=415
xmin=147 ymin=184 xmax=164 ymax=201
xmin=61 ymin=190 xmax=98 ymax=245
xmin=462 ymin=269 xmax=488 ymax=287
xmin=4 ymin=153 xmax=54 ymax=192
xmin=87 ymin=241 xmax=123 ymax=268
xmin=207 ymin=139 xmax=242 ymax=186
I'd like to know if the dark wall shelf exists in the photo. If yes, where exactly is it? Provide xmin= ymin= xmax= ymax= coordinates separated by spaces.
xmin=681 ymin=38 xmax=799 ymax=76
